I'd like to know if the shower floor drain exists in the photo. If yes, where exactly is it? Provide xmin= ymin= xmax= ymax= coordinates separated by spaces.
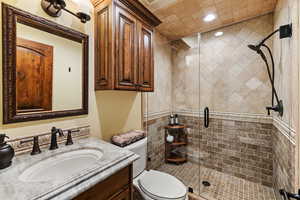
xmin=202 ymin=181 xmax=211 ymax=187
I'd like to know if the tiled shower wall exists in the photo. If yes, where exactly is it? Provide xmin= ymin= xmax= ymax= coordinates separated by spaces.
xmin=181 ymin=115 xmax=274 ymax=187
xmin=144 ymin=3 xmax=298 ymax=195
xmin=273 ymin=125 xmax=295 ymax=194
xmin=146 ymin=115 xmax=295 ymax=192
xmin=172 ymin=14 xmax=274 ymax=114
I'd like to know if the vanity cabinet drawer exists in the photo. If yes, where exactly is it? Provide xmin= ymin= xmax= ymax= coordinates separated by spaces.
xmin=74 ymin=165 xmax=132 ymax=200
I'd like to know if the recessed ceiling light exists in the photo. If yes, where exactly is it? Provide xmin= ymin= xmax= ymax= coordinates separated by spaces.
xmin=214 ymin=31 xmax=223 ymax=37
xmin=203 ymin=14 xmax=216 ymax=22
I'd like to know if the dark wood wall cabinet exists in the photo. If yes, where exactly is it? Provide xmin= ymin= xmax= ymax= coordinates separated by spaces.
xmin=93 ymin=0 xmax=161 ymax=91
xmin=74 ymin=165 xmax=133 ymax=200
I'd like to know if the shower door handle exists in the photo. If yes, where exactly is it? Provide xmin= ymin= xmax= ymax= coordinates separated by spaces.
xmin=204 ymin=107 xmax=209 ymax=128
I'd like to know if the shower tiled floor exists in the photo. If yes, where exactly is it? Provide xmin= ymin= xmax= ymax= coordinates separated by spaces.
xmin=156 ymin=162 xmax=278 ymax=200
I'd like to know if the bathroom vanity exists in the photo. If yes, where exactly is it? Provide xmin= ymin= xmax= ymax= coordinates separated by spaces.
xmin=74 ymin=165 xmax=132 ymax=200
xmin=0 ymin=138 xmax=138 ymax=200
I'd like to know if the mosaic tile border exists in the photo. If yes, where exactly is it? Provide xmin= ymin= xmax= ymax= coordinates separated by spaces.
xmin=175 ymin=110 xmax=273 ymax=124
xmin=7 ymin=126 xmax=90 ymax=155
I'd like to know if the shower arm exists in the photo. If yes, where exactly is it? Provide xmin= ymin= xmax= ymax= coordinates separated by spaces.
xmin=256 ymin=29 xmax=279 ymax=49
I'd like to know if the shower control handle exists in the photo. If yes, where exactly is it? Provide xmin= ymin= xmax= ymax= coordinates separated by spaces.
xmin=266 ymin=107 xmax=271 ymax=115
xmin=266 ymin=100 xmax=283 ymax=116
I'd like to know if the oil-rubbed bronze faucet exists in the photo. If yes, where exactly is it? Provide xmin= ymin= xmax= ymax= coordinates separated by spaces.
xmin=49 ymin=127 xmax=64 ymax=150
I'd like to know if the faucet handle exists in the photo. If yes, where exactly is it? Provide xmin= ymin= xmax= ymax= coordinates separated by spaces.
xmin=31 ymin=136 xmax=41 ymax=155
xmin=66 ymin=130 xmax=73 ymax=146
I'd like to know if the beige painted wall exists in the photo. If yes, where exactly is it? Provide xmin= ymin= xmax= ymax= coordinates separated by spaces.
xmin=0 ymin=0 xmax=142 ymax=141
xmin=96 ymin=91 xmax=142 ymax=141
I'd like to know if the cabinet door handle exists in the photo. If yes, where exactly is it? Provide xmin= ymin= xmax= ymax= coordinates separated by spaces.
xmin=204 ymin=107 xmax=209 ymax=128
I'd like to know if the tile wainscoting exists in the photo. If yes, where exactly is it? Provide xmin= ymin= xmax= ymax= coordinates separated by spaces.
xmin=273 ymin=123 xmax=296 ymax=197
xmin=144 ymin=113 xmax=170 ymax=169
xmin=144 ymin=112 xmax=295 ymax=195
xmin=181 ymin=114 xmax=275 ymax=187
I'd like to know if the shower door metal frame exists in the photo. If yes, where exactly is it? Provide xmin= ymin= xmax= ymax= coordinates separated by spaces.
xmin=296 ymin=0 xmax=300 ymax=192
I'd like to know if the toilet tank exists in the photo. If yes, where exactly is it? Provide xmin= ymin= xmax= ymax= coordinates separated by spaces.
xmin=124 ymin=137 xmax=147 ymax=178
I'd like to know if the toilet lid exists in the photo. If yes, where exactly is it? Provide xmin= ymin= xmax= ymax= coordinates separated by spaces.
xmin=138 ymin=170 xmax=187 ymax=200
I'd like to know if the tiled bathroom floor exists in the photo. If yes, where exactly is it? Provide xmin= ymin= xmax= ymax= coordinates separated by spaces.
xmin=156 ymin=162 xmax=278 ymax=200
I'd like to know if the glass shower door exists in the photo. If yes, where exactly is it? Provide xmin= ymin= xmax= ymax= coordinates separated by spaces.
xmin=198 ymin=14 xmax=284 ymax=200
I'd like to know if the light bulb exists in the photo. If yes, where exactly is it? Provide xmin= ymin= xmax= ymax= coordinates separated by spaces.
xmin=203 ymin=14 xmax=216 ymax=22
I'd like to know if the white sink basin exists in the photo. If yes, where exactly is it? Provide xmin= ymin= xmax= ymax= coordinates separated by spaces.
xmin=19 ymin=148 xmax=103 ymax=182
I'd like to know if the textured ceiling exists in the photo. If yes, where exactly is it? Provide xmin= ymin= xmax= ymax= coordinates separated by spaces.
xmin=139 ymin=0 xmax=277 ymax=40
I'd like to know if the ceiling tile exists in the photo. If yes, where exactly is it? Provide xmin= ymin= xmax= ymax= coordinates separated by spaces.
xmin=139 ymin=0 xmax=277 ymax=40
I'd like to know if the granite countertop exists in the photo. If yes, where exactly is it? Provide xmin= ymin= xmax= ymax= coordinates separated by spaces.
xmin=0 ymin=137 xmax=139 ymax=200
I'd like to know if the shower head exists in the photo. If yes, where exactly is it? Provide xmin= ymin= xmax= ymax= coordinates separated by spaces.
xmin=248 ymin=24 xmax=292 ymax=54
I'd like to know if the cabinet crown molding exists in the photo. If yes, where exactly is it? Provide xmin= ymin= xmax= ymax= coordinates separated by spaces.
xmin=91 ymin=0 xmax=161 ymax=27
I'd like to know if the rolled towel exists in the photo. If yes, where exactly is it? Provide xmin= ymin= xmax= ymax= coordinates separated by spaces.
xmin=112 ymin=130 xmax=145 ymax=147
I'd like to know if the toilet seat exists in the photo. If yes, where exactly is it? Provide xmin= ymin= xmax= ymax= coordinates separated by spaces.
xmin=136 ymin=170 xmax=187 ymax=200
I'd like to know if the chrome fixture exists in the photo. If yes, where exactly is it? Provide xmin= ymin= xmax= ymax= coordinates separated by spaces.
xmin=41 ymin=0 xmax=91 ymax=23
xmin=248 ymin=24 xmax=292 ymax=117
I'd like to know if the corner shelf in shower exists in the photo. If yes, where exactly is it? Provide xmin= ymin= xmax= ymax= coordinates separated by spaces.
xmin=170 ymin=142 xmax=187 ymax=146
xmin=165 ymin=125 xmax=188 ymax=164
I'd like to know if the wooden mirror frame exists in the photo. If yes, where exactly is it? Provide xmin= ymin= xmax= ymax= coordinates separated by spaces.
xmin=2 ymin=3 xmax=89 ymax=124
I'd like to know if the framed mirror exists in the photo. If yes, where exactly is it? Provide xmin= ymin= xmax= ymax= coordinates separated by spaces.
xmin=2 ymin=3 xmax=89 ymax=124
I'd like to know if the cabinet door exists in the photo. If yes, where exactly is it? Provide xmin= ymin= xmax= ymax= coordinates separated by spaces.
xmin=115 ymin=6 xmax=138 ymax=90
xmin=95 ymin=4 xmax=111 ymax=90
xmin=137 ymin=22 xmax=154 ymax=92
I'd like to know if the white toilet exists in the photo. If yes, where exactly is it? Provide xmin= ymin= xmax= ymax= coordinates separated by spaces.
xmin=124 ymin=137 xmax=188 ymax=200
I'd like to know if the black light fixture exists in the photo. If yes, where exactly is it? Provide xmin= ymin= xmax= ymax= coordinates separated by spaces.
xmin=248 ymin=24 xmax=292 ymax=117
xmin=41 ymin=0 xmax=91 ymax=23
